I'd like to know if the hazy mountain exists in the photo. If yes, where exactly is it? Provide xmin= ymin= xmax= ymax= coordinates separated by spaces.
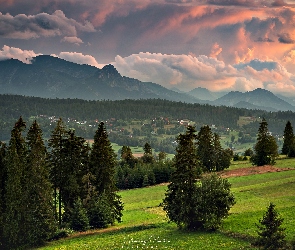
xmin=214 ymin=88 xmax=295 ymax=112
xmin=0 ymin=56 xmax=294 ymax=112
xmin=0 ymin=55 xmax=201 ymax=103
xmin=187 ymin=87 xmax=227 ymax=101
xmin=276 ymin=94 xmax=295 ymax=107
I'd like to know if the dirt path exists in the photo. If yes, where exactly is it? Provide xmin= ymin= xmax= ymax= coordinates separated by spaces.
xmin=219 ymin=165 xmax=295 ymax=178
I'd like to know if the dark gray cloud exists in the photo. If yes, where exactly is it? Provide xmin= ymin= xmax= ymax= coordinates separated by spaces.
xmin=235 ymin=59 xmax=278 ymax=71
xmin=0 ymin=10 xmax=95 ymax=40
xmin=278 ymin=33 xmax=295 ymax=44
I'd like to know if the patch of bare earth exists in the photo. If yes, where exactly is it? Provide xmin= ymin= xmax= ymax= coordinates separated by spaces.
xmin=219 ymin=165 xmax=295 ymax=178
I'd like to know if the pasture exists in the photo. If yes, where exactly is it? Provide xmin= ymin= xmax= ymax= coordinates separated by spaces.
xmin=37 ymin=159 xmax=295 ymax=249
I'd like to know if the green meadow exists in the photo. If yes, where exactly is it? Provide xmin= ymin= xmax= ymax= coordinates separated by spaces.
xmin=37 ymin=159 xmax=295 ymax=250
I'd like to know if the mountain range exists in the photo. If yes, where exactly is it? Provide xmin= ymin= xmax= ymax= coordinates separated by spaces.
xmin=0 ymin=55 xmax=294 ymax=112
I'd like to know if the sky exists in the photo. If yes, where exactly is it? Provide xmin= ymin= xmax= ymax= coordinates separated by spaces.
xmin=1 ymin=0 xmax=295 ymax=95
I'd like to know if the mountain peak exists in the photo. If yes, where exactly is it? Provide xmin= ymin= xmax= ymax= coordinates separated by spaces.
xmin=102 ymin=64 xmax=121 ymax=77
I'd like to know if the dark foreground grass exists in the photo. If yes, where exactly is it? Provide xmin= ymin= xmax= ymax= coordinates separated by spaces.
xmin=37 ymin=168 xmax=295 ymax=250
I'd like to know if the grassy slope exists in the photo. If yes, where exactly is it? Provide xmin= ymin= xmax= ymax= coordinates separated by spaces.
xmin=38 ymin=159 xmax=295 ymax=250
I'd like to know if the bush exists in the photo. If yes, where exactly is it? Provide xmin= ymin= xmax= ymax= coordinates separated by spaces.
xmin=49 ymin=228 xmax=74 ymax=241
xmin=196 ymin=174 xmax=236 ymax=230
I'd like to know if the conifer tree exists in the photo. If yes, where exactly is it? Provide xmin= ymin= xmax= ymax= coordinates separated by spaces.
xmin=255 ymin=203 xmax=286 ymax=249
xmin=24 ymin=120 xmax=57 ymax=246
xmin=3 ymin=117 xmax=28 ymax=248
xmin=89 ymin=122 xmax=123 ymax=227
xmin=142 ymin=142 xmax=154 ymax=163
xmin=282 ymin=121 xmax=294 ymax=155
xmin=197 ymin=125 xmax=215 ymax=172
xmin=0 ymin=142 xmax=6 ymax=246
xmin=163 ymin=125 xmax=201 ymax=229
xmin=61 ymin=130 xmax=90 ymax=225
xmin=48 ymin=118 xmax=68 ymax=226
xmin=251 ymin=118 xmax=278 ymax=166
xmin=197 ymin=126 xmax=230 ymax=172
xmin=120 ymin=145 xmax=137 ymax=168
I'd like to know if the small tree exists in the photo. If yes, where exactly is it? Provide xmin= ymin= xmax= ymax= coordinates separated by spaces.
xmin=141 ymin=142 xmax=154 ymax=164
xmin=255 ymin=203 xmax=286 ymax=250
xmin=282 ymin=121 xmax=294 ymax=155
xmin=251 ymin=118 xmax=278 ymax=166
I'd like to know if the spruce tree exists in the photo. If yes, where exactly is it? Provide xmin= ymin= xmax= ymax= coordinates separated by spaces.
xmin=89 ymin=122 xmax=123 ymax=227
xmin=251 ymin=118 xmax=278 ymax=166
xmin=255 ymin=203 xmax=286 ymax=249
xmin=3 ymin=117 xmax=28 ymax=248
xmin=24 ymin=120 xmax=57 ymax=246
xmin=142 ymin=142 xmax=154 ymax=164
xmin=48 ymin=118 xmax=67 ymax=226
xmin=0 ymin=142 xmax=6 ymax=247
xmin=162 ymin=125 xmax=202 ymax=229
xmin=197 ymin=125 xmax=215 ymax=172
xmin=282 ymin=121 xmax=294 ymax=155
xmin=197 ymin=126 xmax=230 ymax=172
xmin=60 ymin=130 xmax=90 ymax=226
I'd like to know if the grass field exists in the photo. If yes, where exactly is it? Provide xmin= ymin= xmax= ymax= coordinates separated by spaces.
xmin=37 ymin=159 xmax=295 ymax=250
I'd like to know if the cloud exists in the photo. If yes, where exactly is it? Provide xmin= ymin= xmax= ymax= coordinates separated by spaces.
xmin=0 ymin=10 xmax=95 ymax=40
xmin=114 ymin=52 xmax=295 ymax=94
xmin=61 ymin=36 xmax=83 ymax=45
xmin=56 ymin=51 xmax=103 ymax=68
xmin=0 ymin=45 xmax=40 ymax=63
xmin=235 ymin=59 xmax=278 ymax=71
xmin=209 ymin=43 xmax=223 ymax=58
xmin=278 ymin=33 xmax=295 ymax=44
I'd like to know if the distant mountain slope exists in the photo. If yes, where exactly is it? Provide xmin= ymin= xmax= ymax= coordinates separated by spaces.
xmin=214 ymin=88 xmax=295 ymax=112
xmin=0 ymin=55 xmax=200 ymax=103
xmin=187 ymin=87 xmax=226 ymax=101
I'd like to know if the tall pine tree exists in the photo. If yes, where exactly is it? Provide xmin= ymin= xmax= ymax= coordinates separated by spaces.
xmin=48 ymin=118 xmax=68 ymax=226
xmin=88 ymin=122 xmax=123 ymax=228
xmin=61 ymin=130 xmax=90 ymax=225
xmin=163 ymin=125 xmax=201 ymax=229
xmin=0 ymin=142 xmax=6 ymax=247
xmin=3 ymin=117 xmax=28 ymax=248
xmin=24 ymin=120 xmax=57 ymax=246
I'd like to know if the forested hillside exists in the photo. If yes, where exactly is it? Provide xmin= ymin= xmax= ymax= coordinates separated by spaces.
xmin=0 ymin=95 xmax=294 ymax=154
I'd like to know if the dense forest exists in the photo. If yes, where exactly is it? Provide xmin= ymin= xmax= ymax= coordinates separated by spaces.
xmin=1 ymin=95 xmax=295 ymax=143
